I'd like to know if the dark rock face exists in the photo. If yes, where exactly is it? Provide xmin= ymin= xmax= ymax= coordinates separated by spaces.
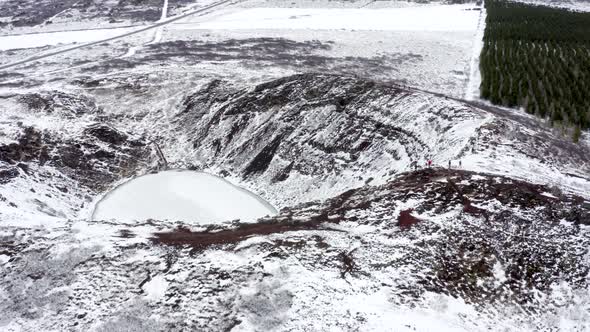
xmin=173 ymin=73 xmax=590 ymax=207
xmin=174 ymin=74 xmax=430 ymax=198
xmin=18 ymin=91 xmax=100 ymax=118
xmin=83 ymin=124 xmax=129 ymax=145
xmin=0 ymin=126 xmax=146 ymax=191
xmin=2 ymin=92 xmax=148 ymax=191
xmin=243 ymin=134 xmax=283 ymax=177
xmin=0 ymin=127 xmax=49 ymax=165
xmin=0 ymin=166 xmax=19 ymax=184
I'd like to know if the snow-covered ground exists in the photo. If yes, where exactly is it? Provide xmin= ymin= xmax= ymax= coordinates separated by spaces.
xmin=0 ymin=27 xmax=138 ymax=51
xmin=1 ymin=164 xmax=588 ymax=331
xmin=1 ymin=1 xmax=589 ymax=331
xmin=93 ymin=170 xmax=277 ymax=224
xmin=172 ymin=4 xmax=479 ymax=31
xmin=0 ymin=1 xmax=482 ymax=97
xmin=157 ymin=3 xmax=481 ymax=96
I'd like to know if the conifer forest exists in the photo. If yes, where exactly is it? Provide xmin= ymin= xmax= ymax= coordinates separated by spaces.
xmin=479 ymin=0 xmax=590 ymax=139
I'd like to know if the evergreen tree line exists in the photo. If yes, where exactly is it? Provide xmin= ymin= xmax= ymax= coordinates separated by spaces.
xmin=479 ymin=0 xmax=590 ymax=140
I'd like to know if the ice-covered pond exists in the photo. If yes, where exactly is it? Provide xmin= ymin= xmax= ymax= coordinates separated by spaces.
xmin=92 ymin=170 xmax=277 ymax=224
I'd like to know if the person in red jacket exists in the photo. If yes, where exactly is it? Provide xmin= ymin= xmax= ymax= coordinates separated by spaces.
xmin=427 ymin=159 xmax=432 ymax=168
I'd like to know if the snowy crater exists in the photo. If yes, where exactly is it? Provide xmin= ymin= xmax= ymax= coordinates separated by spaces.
xmin=91 ymin=169 xmax=278 ymax=224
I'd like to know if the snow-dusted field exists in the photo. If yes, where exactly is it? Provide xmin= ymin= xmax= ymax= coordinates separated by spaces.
xmin=0 ymin=27 xmax=139 ymax=52
xmin=0 ymin=1 xmax=483 ymax=97
xmin=93 ymin=170 xmax=277 ymax=224
xmin=173 ymin=4 xmax=479 ymax=31
xmin=156 ymin=3 xmax=483 ymax=96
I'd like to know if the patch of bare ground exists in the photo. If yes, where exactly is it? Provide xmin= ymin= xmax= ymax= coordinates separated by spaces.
xmin=397 ymin=209 xmax=420 ymax=229
xmin=151 ymin=189 xmax=358 ymax=252
xmin=152 ymin=223 xmax=318 ymax=252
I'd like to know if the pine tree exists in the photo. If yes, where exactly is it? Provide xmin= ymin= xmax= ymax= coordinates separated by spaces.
xmin=572 ymin=125 xmax=582 ymax=143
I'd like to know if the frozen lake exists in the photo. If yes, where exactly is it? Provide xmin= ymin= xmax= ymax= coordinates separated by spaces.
xmin=92 ymin=170 xmax=277 ymax=224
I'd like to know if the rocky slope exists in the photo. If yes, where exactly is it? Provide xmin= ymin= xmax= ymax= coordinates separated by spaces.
xmin=0 ymin=90 xmax=149 ymax=224
xmin=169 ymin=73 xmax=590 ymax=207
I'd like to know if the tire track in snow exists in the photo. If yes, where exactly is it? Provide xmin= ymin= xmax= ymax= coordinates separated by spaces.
xmin=465 ymin=1 xmax=486 ymax=101
xmin=122 ymin=0 xmax=167 ymax=58
xmin=151 ymin=0 xmax=169 ymax=45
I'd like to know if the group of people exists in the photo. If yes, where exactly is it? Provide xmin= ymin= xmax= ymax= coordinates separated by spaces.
xmin=447 ymin=160 xmax=462 ymax=169
xmin=409 ymin=159 xmax=462 ymax=171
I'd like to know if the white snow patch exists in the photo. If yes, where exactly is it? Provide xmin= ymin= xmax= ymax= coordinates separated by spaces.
xmin=121 ymin=45 xmax=140 ymax=58
xmin=92 ymin=170 xmax=277 ymax=224
xmin=234 ymin=236 xmax=274 ymax=251
xmin=0 ymin=27 xmax=137 ymax=51
xmin=492 ymin=261 xmax=507 ymax=286
xmin=339 ymin=289 xmax=477 ymax=332
xmin=541 ymin=192 xmax=558 ymax=199
xmin=143 ymin=275 xmax=169 ymax=301
xmin=511 ymin=0 xmax=590 ymax=12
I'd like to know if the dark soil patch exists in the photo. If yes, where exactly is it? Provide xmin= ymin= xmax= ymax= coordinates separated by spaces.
xmin=397 ymin=209 xmax=420 ymax=229
xmin=152 ymin=189 xmax=358 ymax=252
xmin=462 ymin=197 xmax=489 ymax=220
xmin=152 ymin=222 xmax=318 ymax=252
xmin=147 ymin=167 xmax=590 ymax=310
xmin=338 ymin=250 xmax=358 ymax=278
